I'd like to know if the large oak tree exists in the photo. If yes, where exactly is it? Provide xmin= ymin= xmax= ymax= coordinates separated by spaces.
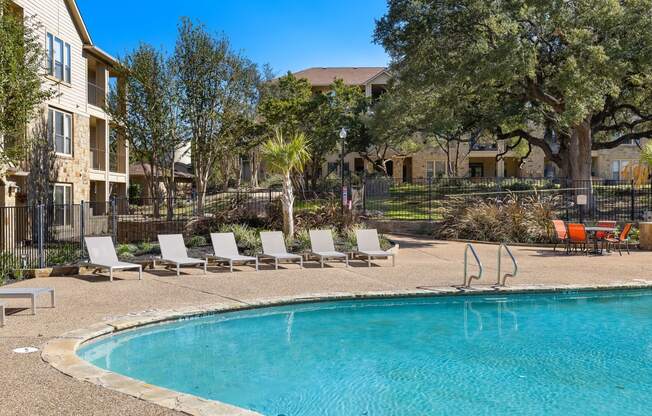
xmin=375 ymin=0 xmax=652 ymax=181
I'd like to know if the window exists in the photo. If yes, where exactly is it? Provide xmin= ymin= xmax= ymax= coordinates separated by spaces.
xmin=48 ymin=108 xmax=72 ymax=155
xmin=46 ymin=33 xmax=71 ymax=83
xmin=611 ymin=160 xmax=630 ymax=180
xmin=469 ymin=163 xmax=484 ymax=178
xmin=426 ymin=161 xmax=448 ymax=179
xmin=52 ymin=184 xmax=72 ymax=226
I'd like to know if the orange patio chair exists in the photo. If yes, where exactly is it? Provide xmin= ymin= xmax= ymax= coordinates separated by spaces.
xmin=551 ymin=220 xmax=569 ymax=253
xmin=595 ymin=220 xmax=617 ymax=253
xmin=567 ymin=223 xmax=589 ymax=254
xmin=605 ymin=223 xmax=633 ymax=256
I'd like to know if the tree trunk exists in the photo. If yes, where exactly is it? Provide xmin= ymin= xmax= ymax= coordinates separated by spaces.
xmin=281 ymin=172 xmax=295 ymax=237
xmin=568 ymin=119 xmax=594 ymax=216
xmin=251 ymin=150 xmax=259 ymax=188
xmin=195 ymin=174 xmax=207 ymax=214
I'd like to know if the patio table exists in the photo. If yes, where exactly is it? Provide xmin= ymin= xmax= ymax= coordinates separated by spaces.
xmin=584 ymin=226 xmax=617 ymax=254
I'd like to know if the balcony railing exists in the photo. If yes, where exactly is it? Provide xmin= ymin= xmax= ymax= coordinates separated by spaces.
xmin=109 ymin=149 xmax=126 ymax=174
xmin=90 ymin=147 xmax=105 ymax=171
xmin=470 ymin=141 xmax=498 ymax=151
xmin=88 ymin=81 xmax=106 ymax=108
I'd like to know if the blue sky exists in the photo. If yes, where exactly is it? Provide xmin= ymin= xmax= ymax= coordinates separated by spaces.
xmin=77 ymin=0 xmax=389 ymax=75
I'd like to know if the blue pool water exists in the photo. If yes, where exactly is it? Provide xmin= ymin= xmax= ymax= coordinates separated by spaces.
xmin=78 ymin=290 xmax=652 ymax=415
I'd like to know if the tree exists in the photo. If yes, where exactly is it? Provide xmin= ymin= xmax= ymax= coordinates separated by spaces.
xmin=174 ymin=18 xmax=260 ymax=210
xmin=106 ymin=44 xmax=185 ymax=219
xmin=0 ymin=0 xmax=52 ymax=174
xmin=376 ymin=0 xmax=652 ymax=182
xmin=26 ymin=111 xmax=57 ymax=204
xmin=261 ymin=129 xmax=310 ymax=237
xmin=259 ymin=74 xmax=368 ymax=187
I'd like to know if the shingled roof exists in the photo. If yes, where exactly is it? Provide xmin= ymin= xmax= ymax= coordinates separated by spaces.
xmin=292 ymin=67 xmax=388 ymax=87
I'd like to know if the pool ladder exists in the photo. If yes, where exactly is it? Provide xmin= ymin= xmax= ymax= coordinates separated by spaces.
xmin=496 ymin=243 xmax=518 ymax=287
xmin=462 ymin=243 xmax=518 ymax=288
xmin=462 ymin=244 xmax=483 ymax=287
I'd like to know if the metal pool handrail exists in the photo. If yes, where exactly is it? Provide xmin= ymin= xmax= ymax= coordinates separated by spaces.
xmin=496 ymin=243 xmax=518 ymax=287
xmin=463 ymin=243 xmax=483 ymax=288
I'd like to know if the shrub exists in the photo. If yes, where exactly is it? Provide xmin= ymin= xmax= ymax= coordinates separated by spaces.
xmin=128 ymin=183 xmax=143 ymax=205
xmin=116 ymin=243 xmax=138 ymax=259
xmin=0 ymin=251 xmax=22 ymax=284
xmin=187 ymin=235 xmax=207 ymax=248
xmin=218 ymin=223 xmax=261 ymax=255
xmin=47 ymin=243 xmax=81 ymax=266
xmin=435 ymin=191 xmax=561 ymax=243
xmin=137 ymin=241 xmax=159 ymax=255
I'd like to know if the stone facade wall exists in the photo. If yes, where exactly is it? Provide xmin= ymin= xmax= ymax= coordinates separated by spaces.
xmin=593 ymin=141 xmax=648 ymax=179
xmin=51 ymin=113 xmax=91 ymax=203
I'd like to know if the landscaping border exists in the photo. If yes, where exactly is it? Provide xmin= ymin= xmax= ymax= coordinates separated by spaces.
xmin=42 ymin=282 xmax=652 ymax=416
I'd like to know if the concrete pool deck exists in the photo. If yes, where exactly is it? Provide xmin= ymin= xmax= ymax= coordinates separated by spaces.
xmin=1 ymin=235 xmax=651 ymax=415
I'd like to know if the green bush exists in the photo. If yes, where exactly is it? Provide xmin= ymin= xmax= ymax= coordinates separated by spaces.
xmin=218 ymin=223 xmax=261 ymax=255
xmin=286 ymin=229 xmax=311 ymax=252
xmin=0 ymin=251 xmax=22 ymax=285
xmin=116 ymin=244 xmax=138 ymax=259
xmin=128 ymin=183 xmax=143 ymax=205
xmin=47 ymin=243 xmax=81 ymax=266
xmin=137 ymin=241 xmax=158 ymax=255
xmin=187 ymin=235 xmax=207 ymax=248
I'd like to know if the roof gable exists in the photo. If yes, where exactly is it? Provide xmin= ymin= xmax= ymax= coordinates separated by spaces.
xmin=292 ymin=67 xmax=388 ymax=87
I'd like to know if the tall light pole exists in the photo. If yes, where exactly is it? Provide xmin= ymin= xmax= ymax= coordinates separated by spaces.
xmin=339 ymin=127 xmax=348 ymax=214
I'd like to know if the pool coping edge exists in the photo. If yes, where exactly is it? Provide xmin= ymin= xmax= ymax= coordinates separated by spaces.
xmin=42 ymin=281 xmax=652 ymax=416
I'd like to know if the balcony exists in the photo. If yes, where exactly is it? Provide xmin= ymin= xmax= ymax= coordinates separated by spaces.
xmin=91 ymin=147 xmax=105 ymax=171
xmin=470 ymin=140 xmax=498 ymax=151
xmin=109 ymin=148 xmax=126 ymax=174
xmin=88 ymin=81 xmax=106 ymax=108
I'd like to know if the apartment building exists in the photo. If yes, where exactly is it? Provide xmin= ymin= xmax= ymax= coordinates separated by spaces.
xmin=295 ymin=67 xmax=645 ymax=181
xmin=3 ymin=0 xmax=128 ymax=208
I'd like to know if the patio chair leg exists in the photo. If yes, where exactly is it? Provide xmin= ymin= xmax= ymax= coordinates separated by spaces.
xmin=368 ymin=257 xmax=371 ymax=267
xmin=176 ymin=264 xmax=180 ymax=277
xmin=320 ymin=257 xmax=324 ymax=268
xmin=299 ymin=257 xmax=303 ymax=268
xmin=50 ymin=289 xmax=56 ymax=308
xmin=110 ymin=267 xmax=113 ymax=282
xmin=203 ymin=262 xmax=207 ymax=274
xmin=345 ymin=256 xmax=349 ymax=267
xmin=275 ymin=258 xmax=278 ymax=270
xmin=138 ymin=266 xmax=142 ymax=280
xmin=230 ymin=261 xmax=233 ymax=273
xmin=626 ymin=241 xmax=630 ymax=255
xmin=255 ymin=259 xmax=259 ymax=272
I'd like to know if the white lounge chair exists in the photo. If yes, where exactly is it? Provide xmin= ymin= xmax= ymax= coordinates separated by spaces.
xmin=309 ymin=229 xmax=349 ymax=268
xmin=84 ymin=236 xmax=142 ymax=281
xmin=207 ymin=233 xmax=258 ymax=272
xmin=260 ymin=231 xmax=303 ymax=269
xmin=157 ymin=234 xmax=207 ymax=277
xmin=355 ymin=229 xmax=395 ymax=267
xmin=0 ymin=303 xmax=5 ymax=327
xmin=0 ymin=288 xmax=55 ymax=315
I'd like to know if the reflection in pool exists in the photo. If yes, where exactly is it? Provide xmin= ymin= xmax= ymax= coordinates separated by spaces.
xmin=79 ymin=290 xmax=652 ymax=415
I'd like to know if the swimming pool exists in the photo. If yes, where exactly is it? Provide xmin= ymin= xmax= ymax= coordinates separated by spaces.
xmin=78 ymin=290 xmax=652 ymax=415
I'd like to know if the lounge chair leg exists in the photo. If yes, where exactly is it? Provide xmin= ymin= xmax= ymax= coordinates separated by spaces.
xmin=275 ymin=258 xmax=278 ymax=270
xmin=255 ymin=259 xmax=259 ymax=272
xmin=368 ymin=257 xmax=371 ymax=267
xmin=345 ymin=255 xmax=349 ymax=267
xmin=110 ymin=267 xmax=113 ymax=282
xmin=230 ymin=261 xmax=233 ymax=273
xmin=138 ymin=266 xmax=142 ymax=280
xmin=299 ymin=257 xmax=303 ymax=268
xmin=50 ymin=289 xmax=56 ymax=308
xmin=320 ymin=257 xmax=324 ymax=268
xmin=177 ymin=264 xmax=180 ymax=277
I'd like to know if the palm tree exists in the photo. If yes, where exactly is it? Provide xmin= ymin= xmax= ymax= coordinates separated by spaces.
xmin=261 ymin=129 xmax=311 ymax=237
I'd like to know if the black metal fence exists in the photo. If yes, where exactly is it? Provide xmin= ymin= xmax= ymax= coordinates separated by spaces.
xmin=1 ymin=177 xmax=649 ymax=272
xmin=363 ymin=177 xmax=652 ymax=223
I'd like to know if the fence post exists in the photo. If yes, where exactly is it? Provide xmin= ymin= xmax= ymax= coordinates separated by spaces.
xmin=631 ymin=180 xmax=635 ymax=221
xmin=428 ymin=177 xmax=432 ymax=221
xmin=80 ymin=200 xmax=86 ymax=259
xmin=110 ymin=196 xmax=118 ymax=243
xmin=37 ymin=204 xmax=45 ymax=268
